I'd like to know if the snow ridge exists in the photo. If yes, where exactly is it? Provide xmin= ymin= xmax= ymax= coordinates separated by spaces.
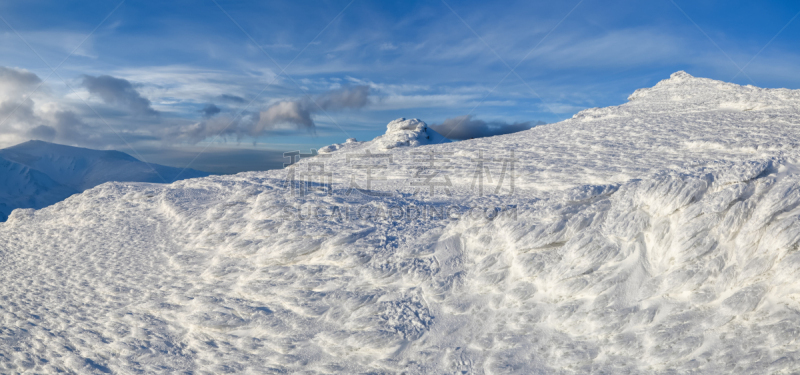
xmin=3 ymin=73 xmax=800 ymax=373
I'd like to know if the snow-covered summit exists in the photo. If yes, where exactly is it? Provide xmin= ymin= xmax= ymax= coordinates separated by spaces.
xmin=4 ymin=73 xmax=800 ymax=373
xmin=570 ymin=71 xmax=800 ymax=127
xmin=627 ymin=70 xmax=800 ymax=109
xmin=0 ymin=140 xmax=209 ymax=190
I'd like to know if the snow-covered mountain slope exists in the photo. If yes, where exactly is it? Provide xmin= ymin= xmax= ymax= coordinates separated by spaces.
xmin=313 ymin=72 xmax=800 ymax=196
xmin=0 ymin=140 xmax=210 ymax=191
xmin=0 ymin=155 xmax=77 ymax=222
xmin=3 ymin=72 xmax=800 ymax=373
xmin=0 ymin=141 xmax=210 ymax=221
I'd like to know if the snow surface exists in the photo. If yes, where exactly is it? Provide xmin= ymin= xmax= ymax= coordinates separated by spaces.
xmin=3 ymin=72 xmax=800 ymax=373
xmin=0 ymin=140 xmax=209 ymax=221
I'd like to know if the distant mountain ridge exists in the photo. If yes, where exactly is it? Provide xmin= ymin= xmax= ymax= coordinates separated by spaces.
xmin=0 ymin=140 xmax=210 ymax=221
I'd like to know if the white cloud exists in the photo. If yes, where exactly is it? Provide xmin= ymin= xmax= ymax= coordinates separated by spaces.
xmin=369 ymin=94 xmax=480 ymax=110
xmin=379 ymin=42 xmax=398 ymax=51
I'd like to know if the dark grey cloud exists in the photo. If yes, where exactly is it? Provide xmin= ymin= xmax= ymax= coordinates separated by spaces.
xmin=26 ymin=109 xmax=98 ymax=145
xmin=0 ymin=66 xmax=41 ymax=90
xmin=202 ymin=103 xmax=221 ymax=118
xmin=0 ymin=98 xmax=38 ymax=127
xmin=174 ymin=85 xmax=371 ymax=143
xmin=28 ymin=125 xmax=56 ymax=141
xmin=82 ymin=75 xmax=158 ymax=116
xmin=256 ymin=85 xmax=371 ymax=132
xmin=51 ymin=110 xmax=87 ymax=142
xmin=217 ymin=94 xmax=246 ymax=104
xmin=258 ymin=100 xmax=315 ymax=131
xmin=0 ymin=67 xmax=42 ymax=127
xmin=0 ymin=67 xmax=49 ymax=144
xmin=316 ymin=85 xmax=370 ymax=110
xmin=0 ymin=67 xmax=125 ymax=148
xmin=168 ymin=111 xmax=257 ymax=144
xmin=430 ymin=115 xmax=545 ymax=140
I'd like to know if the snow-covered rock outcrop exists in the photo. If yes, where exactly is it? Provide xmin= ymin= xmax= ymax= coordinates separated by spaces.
xmin=4 ymin=73 xmax=800 ymax=373
xmin=318 ymin=137 xmax=360 ymax=154
xmin=373 ymin=117 xmax=450 ymax=149
xmin=319 ymin=118 xmax=450 ymax=154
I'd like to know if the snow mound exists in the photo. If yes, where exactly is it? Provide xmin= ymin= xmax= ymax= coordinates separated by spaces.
xmin=318 ymin=137 xmax=360 ymax=154
xmin=320 ymin=118 xmax=451 ymax=154
xmin=375 ymin=118 xmax=451 ymax=149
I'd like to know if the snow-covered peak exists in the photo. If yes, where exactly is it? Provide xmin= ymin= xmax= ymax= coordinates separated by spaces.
xmin=569 ymin=71 xmax=800 ymax=126
xmin=668 ymin=69 xmax=694 ymax=80
xmin=0 ymin=155 xmax=76 ymax=221
xmin=0 ymin=140 xmax=209 ymax=191
xmin=5 ymin=140 xmax=140 ymax=162
xmin=0 ymin=140 xmax=211 ymax=221
xmin=626 ymin=70 xmax=800 ymax=109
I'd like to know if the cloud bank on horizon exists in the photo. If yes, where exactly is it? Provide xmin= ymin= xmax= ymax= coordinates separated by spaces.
xmin=430 ymin=115 xmax=546 ymax=140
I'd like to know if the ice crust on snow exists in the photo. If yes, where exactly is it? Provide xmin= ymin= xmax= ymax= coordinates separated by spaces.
xmin=4 ymin=72 xmax=800 ymax=373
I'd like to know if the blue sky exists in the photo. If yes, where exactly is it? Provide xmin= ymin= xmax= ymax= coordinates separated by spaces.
xmin=0 ymin=0 xmax=798 ymax=173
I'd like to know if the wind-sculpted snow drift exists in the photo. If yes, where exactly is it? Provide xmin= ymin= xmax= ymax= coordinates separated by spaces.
xmin=3 ymin=72 xmax=800 ymax=373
